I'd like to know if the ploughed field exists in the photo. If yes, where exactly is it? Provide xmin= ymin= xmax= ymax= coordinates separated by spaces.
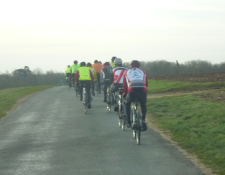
xmin=148 ymin=72 xmax=225 ymax=83
xmin=148 ymin=72 xmax=225 ymax=103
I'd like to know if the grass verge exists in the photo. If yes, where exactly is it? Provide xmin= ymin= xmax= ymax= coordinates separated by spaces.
xmin=147 ymin=93 xmax=225 ymax=175
xmin=0 ymin=86 xmax=53 ymax=120
xmin=148 ymin=80 xmax=225 ymax=94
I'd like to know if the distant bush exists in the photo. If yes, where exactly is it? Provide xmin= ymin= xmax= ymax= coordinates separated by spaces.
xmin=0 ymin=67 xmax=65 ymax=90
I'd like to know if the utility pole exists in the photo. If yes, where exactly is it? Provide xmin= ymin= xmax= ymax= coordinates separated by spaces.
xmin=176 ymin=60 xmax=180 ymax=75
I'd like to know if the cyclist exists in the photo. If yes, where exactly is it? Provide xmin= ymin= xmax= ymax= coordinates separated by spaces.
xmin=92 ymin=60 xmax=102 ymax=94
xmin=101 ymin=62 xmax=113 ymax=102
xmin=71 ymin=60 xmax=80 ymax=86
xmin=75 ymin=62 xmax=94 ymax=109
xmin=110 ymin=56 xmax=116 ymax=68
xmin=110 ymin=58 xmax=128 ymax=111
xmin=123 ymin=60 xmax=148 ymax=131
xmin=65 ymin=65 xmax=72 ymax=84
xmin=87 ymin=62 xmax=97 ymax=96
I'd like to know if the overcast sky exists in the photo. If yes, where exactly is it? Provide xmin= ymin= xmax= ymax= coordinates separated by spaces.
xmin=0 ymin=0 xmax=225 ymax=73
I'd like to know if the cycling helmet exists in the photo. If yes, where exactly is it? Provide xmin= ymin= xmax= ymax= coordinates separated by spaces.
xmin=114 ymin=58 xmax=122 ymax=65
xmin=74 ymin=60 xmax=78 ymax=64
xmin=94 ymin=60 xmax=98 ymax=63
xmin=103 ymin=62 xmax=110 ymax=66
xmin=67 ymin=65 xmax=70 ymax=67
xmin=87 ymin=62 xmax=92 ymax=67
xmin=80 ymin=62 xmax=86 ymax=67
xmin=131 ymin=60 xmax=140 ymax=68
xmin=111 ymin=56 xmax=116 ymax=62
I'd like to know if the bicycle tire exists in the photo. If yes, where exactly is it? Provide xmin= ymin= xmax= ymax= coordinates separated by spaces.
xmin=136 ymin=111 xmax=141 ymax=145
xmin=121 ymin=118 xmax=125 ymax=131
xmin=118 ymin=118 xmax=122 ymax=128
xmin=133 ymin=129 xmax=136 ymax=139
xmin=136 ymin=126 xmax=141 ymax=145
xmin=107 ymin=87 xmax=111 ymax=112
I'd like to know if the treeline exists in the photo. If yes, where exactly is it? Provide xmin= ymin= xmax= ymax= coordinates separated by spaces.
xmin=1 ymin=60 xmax=225 ymax=90
xmin=124 ymin=60 xmax=225 ymax=76
xmin=0 ymin=67 xmax=65 ymax=90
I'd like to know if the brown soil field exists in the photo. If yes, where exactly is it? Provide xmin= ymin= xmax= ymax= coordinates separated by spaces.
xmin=148 ymin=72 xmax=225 ymax=83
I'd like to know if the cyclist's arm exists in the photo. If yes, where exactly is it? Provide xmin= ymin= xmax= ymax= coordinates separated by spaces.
xmin=145 ymin=73 xmax=148 ymax=87
xmin=75 ymin=71 xmax=79 ymax=83
xmin=123 ymin=74 xmax=128 ymax=95
xmin=100 ymin=70 xmax=104 ymax=83
xmin=110 ymin=72 xmax=114 ymax=84
xmin=90 ymin=70 xmax=94 ymax=82
xmin=142 ymin=70 xmax=148 ymax=88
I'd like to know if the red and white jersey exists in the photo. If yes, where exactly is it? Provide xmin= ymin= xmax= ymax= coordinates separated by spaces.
xmin=123 ymin=67 xmax=148 ymax=94
xmin=112 ymin=66 xmax=128 ymax=84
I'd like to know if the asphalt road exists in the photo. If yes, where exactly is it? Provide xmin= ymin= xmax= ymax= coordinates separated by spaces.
xmin=0 ymin=86 xmax=204 ymax=175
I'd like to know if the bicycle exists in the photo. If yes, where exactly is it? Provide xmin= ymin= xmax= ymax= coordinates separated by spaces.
xmin=131 ymin=98 xmax=142 ymax=145
xmin=118 ymin=88 xmax=125 ymax=130
xmin=106 ymin=86 xmax=113 ymax=112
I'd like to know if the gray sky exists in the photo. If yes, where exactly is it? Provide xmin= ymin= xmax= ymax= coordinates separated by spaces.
xmin=1 ymin=0 xmax=225 ymax=73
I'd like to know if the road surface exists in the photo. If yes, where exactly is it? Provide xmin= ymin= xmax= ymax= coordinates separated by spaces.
xmin=0 ymin=86 xmax=204 ymax=175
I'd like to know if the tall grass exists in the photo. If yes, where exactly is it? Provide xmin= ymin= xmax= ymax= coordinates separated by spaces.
xmin=0 ymin=86 xmax=53 ymax=119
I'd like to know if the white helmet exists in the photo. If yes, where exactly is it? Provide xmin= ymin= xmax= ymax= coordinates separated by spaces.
xmin=114 ymin=58 xmax=122 ymax=65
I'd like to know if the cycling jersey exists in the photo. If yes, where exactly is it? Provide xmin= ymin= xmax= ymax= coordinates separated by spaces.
xmin=110 ymin=62 xmax=115 ymax=68
xmin=65 ymin=67 xmax=71 ymax=74
xmin=75 ymin=67 xmax=94 ymax=83
xmin=112 ymin=66 xmax=128 ymax=84
xmin=101 ymin=65 xmax=112 ymax=82
xmin=123 ymin=67 xmax=148 ymax=94
xmin=92 ymin=63 xmax=102 ymax=73
xmin=89 ymin=67 xmax=97 ymax=81
xmin=71 ymin=64 xmax=80 ymax=73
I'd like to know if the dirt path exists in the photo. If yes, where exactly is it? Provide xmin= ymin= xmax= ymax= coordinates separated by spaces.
xmin=146 ymin=90 xmax=216 ymax=175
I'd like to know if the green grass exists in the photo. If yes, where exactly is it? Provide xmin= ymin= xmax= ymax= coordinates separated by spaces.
xmin=147 ymin=93 xmax=225 ymax=175
xmin=0 ymin=86 xmax=53 ymax=119
xmin=148 ymin=80 xmax=225 ymax=93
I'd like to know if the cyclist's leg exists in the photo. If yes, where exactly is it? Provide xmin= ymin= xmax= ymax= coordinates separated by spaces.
xmin=125 ymin=92 xmax=133 ymax=126
xmin=97 ymin=73 xmax=101 ymax=93
xmin=139 ymin=93 xmax=147 ymax=121
xmin=110 ymin=83 xmax=116 ymax=105
xmin=71 ymin=73 xmax=75 ymax=86
xmin=86 ymin=81 xmax=91 ymax=108
xmin=91 ymin=81 xmax=95 ymax=96
xmin=103 ymin=81 xmax=108 ymax=102
xmin=79 ymin=81 xmax=83 ymax=100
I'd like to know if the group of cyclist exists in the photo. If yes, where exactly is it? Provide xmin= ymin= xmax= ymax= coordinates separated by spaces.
xmin=65 ymin=56 xmax=148 ymax=131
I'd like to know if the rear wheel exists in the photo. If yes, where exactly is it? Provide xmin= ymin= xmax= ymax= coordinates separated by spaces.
xmin=118 ymin=118 xmax=122 ymax=128
xmin=121 ymin=118 xmax=125 ymax=131
xmin=136 ymin=126 xmax=141 ymax=145
xmin=107 ymin=88 xmax=111 ymax=112
xmin=133 ymin=129 xmax=136 ymax=139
